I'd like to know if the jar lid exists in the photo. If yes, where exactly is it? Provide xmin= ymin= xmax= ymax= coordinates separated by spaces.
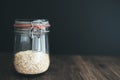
xmin=14 ymin=19 xmax=50 ymax=29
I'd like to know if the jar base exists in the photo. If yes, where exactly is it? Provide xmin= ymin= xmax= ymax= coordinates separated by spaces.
xmin=14 ymin=50 xmax=50 ymax=75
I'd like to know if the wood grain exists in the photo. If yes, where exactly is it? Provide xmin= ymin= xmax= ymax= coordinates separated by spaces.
xmin=0 ymin=53 xmax=120 ymax=80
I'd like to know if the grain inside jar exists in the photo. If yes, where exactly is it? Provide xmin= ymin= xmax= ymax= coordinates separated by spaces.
xmin=14 ymin=50 xmax=50 ymax=74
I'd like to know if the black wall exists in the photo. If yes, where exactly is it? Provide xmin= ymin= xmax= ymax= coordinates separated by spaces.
xmin=0 ymin=0 xmax=120 ymax=55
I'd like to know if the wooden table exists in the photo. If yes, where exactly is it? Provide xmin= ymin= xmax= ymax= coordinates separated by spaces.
xmin=0 ymin=53 xmax=120 ymax=80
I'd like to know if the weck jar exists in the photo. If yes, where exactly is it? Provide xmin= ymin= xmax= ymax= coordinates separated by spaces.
xmin=13 ymin=19 xmax=50 ymax=74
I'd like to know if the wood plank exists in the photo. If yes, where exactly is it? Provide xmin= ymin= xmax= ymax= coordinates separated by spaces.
xmin=82 ymin=56 xmax=120 ymax=80
xmin=0 ymin=53 xmax=120 ymax=80
xmin=73 ymin=56 xmax=98 ymax=80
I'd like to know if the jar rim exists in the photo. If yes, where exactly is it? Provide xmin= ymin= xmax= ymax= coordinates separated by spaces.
xmin=14 ymin=19 xmax=50 ymax=28
xmin=15 ymin=19 xmax=48 ymax=23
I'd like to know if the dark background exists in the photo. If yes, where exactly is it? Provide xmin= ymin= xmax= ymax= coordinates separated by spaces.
xmin=0 ymin=0 xmax=120 ymax=55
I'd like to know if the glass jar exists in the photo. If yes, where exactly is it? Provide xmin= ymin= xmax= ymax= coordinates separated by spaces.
xmin=13 ymin=19 xmax=50 ymax=74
